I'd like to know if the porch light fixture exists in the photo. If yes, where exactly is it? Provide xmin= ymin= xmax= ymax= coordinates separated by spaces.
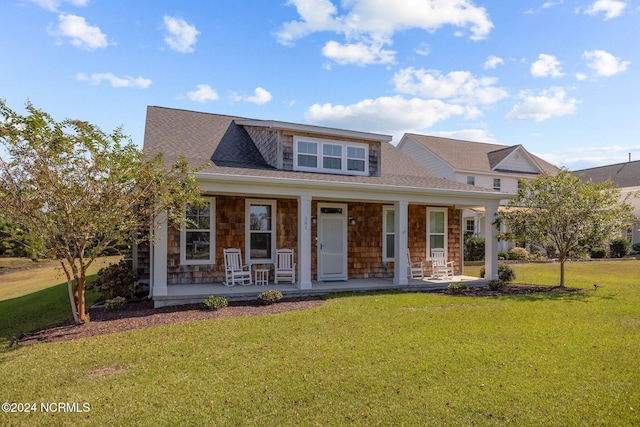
xmin=349 ymin=217 xmax=356 ymax=225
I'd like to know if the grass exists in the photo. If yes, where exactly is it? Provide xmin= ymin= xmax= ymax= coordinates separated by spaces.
xmin=0 ymin=260 xmax=639 ymax=426
xmin=0 ymin=256 xmax=121 ymax=342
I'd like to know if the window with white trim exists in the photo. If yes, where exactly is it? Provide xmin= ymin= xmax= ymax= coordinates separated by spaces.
xmin=493 ymin=178 xmax=501 ymax=191
xmin=467 ymin=176 xmax=475 ymax=186
xmin=246 ymin=199 xmax=276 ymax=264
xmin=427 ymin=208 xmax=447 ymax=256
xmin=466 ymin=219 xmax=475 ymax=233
xmin=383 ymin=206 xmax=395 ymax=261
xmin=294 ymin=136 xmax=369 ymax=176
xmin=181 ymin=198 xmax=215 ymax=265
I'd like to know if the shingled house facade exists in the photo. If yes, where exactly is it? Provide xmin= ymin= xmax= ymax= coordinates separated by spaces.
xmin=141 ymin=106 xmax=510 ymax=306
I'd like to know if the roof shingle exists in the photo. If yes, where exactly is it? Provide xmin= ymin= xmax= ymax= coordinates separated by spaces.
xmin=143 ymin=106 xmax=504 ymax=194
xmin=574 ymin=161 xmax=640 ymax=188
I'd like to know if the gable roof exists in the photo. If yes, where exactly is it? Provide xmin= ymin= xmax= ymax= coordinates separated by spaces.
xmin=401 ymin=133 xmax=558 ymax=175
xmin=143 ymin=106 xmax=507 ymax=197
xmin=574 ymin=160 xmax=640 ymax=188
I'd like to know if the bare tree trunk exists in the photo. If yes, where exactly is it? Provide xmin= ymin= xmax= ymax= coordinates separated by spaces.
xmin=59 ymin=260 xmax=80 ymax=324
xmin=559 ymin=259 xmax=565 ymax=288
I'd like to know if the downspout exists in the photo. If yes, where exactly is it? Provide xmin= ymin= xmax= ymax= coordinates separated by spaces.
xmin=147 ymin=220 xmax=154 ymax=299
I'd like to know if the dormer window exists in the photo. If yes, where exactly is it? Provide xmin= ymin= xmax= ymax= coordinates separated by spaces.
xmin=294 ymin=136 xmax=368 ymax=176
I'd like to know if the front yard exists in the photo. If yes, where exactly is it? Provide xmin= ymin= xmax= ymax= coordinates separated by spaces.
xmin=1 ymin=260 xmax=639 ymax=426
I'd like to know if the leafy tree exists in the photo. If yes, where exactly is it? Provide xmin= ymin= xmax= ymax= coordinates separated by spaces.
xmin=0 ymin=101 xmax=202 ymax=323
xmin=496 ymin=169 xmax=634 ymax=287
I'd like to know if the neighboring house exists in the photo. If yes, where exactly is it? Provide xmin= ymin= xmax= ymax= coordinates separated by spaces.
xmin=398 ymin=134 xmax=559 ymax=252
xmin=140 ymin=106 xmax=510 ymax=307
xmin=574 ymin=160 xmax=640 ymax=246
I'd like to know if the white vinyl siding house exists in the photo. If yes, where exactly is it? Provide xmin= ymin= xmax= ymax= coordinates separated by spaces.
xmin=398 ymin=133 xmax=559 ymax=254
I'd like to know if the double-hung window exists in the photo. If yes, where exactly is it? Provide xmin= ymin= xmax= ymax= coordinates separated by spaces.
xmin=294 ymin=136 xmax=368 ymax=176
xmin=181 ymin=198 xmax=215 ymax=265
xmin=427 ymin=208 xmax=447 ymax=256
xmin=246 ymin=200 xmax=276 ymax=264
xmin=323 ymin=144 xmax=342 ymax=170
xmin=493 ymin=178 xmax=501 ymax=191
xmin=466 ymin=219 xmax=475 ymax=233
xmin=383 ymin=206 xmax=395 ymax=261
xmin=347 ymin=146 xmax=366 ymax=172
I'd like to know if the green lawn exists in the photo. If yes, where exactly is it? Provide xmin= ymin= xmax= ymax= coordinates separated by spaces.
xmin=0 ymin=256 xmax=120 ymax=342
xmin=1 ymin=260 xmax=639 ymax=426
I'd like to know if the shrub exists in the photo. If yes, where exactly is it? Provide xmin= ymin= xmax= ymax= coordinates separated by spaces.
xmin=498 ymin=251 xmax=509 ymax=260
xmin=507 ymin=247 xmax=529 ymax=261
xmin=590 ymin=247 xmax=607 ymax=259
xmin=632 ymin=243 xmax=640 ymax=253
xmin=447 ymin=282 xmax=468 ymax=294
xmin=105 ymin=296 xmax=126 ymax=311
xmin=609 ymin=237 xmax=630 ymax=258
xmin=202 ymin=295 xmax=228 ymax=311
xmin=464 ymin=236 xmax=485 ymax=261
xmin=480 ymin=263 xmax=516 ymax=283
xmin=487 ymin=279 xmax=505 ymax=291
xmin=257 ymin=290 xmax=283 ymax=305
xmin=90 ymin=259 xmax=139 ymax=299
xmin=528 ymin=248 xmax=545 ymax=261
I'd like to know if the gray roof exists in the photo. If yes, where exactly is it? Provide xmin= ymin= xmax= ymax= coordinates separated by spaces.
xmin=404 ymin=133 xmax=559 ymax=175
xmin=143 ymin=106 xmax=503 ymax=195
xmin=574 ymin=161 xmax=640 ymax=188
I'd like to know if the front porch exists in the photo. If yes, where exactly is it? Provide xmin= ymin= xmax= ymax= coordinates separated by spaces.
xmin=153 ymin=274 xmax=487 ymax=307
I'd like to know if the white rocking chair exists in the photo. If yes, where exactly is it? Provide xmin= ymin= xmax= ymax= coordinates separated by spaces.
xmin=274 ymin=248 xmax=296 ymax=284
xmin=223 ymin=248 xmax=252 ymax=286
xmin=407 ymin=250 xmax=425 ymax=279
xmin=431 ymin=248 xmax=454 ymax=279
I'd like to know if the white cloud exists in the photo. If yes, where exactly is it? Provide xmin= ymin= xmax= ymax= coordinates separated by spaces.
xmin=163 ymin=16 xmax=199 ymax=53
xmin=276 ymin=0 xmax=493 ymax=65
xmin=305 ymin=95 xmax=479 ymax=137
xmin=536 ymin=144 xmax=640 ymax=169
xmin=530 ymin=54 xmax=564 ymax=78
xmin=415 ymin=42 xmax=430 ymax=56
xmin=585 ymin=0 xmax=626 ymax=20
xmin=583 ymin=49 xmax=630 ymax=77
xmin=76 ymin=73 xmax=151 ymax=88
xmin=30 ymin=0 xmax=89 ymax=12
xmin=244 ymin=87 xmax=273 ymax=105
xmin=50 ymin=13 xmax=107 ymax=50
xmin=187 ymin=84 xmax=219 ymax=102
xmin=483 ymin=55 xmax=504 ymax=69
xmin=392 ymin=67 xmax=508 ymax=105
xmin=322 ymin=39 xmax=396 ymax=65
xmin=542 ymin=0 xmax=564 ymax=8
xmin=506 ymin=87 xmax=579 ymax=122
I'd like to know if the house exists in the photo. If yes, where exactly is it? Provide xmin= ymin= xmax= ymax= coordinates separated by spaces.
xmin=140 ymin=106 xmax=511 ymax=307
xmin=397 ymin=134 xmax=559 ymax=251
xmin=574 ymin=160 xmax=640 ymax=246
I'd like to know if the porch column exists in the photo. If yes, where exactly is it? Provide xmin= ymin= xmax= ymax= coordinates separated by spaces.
xmin=394 ymin=200 xmax=409 ymax=285
xmin=484 ymin=203 xmax=499 ymax=280
xmin=152 ymin=211 xmax=168 ymax=297
xmin=297 ymin=195 xmax=312 ymax=289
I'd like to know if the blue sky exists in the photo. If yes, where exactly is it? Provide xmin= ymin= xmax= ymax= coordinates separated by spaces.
xmin=1 ymin=0 xmax=638 ymax=169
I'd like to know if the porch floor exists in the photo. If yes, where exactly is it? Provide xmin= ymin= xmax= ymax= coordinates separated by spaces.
xmin=153 ymin=275 xmax=487 ymax=307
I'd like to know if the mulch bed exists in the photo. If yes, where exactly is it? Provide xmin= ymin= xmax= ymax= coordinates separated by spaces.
xmin=17 ymin=284 xmax=582 ymax=345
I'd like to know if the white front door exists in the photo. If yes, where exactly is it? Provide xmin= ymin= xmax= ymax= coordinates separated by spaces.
xmin=318 ymin=203 xmax=347 ymax=281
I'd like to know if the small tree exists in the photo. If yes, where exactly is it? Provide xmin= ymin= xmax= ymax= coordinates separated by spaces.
xmin=0 ymin=101 xmax=203 ymax=323
xmin=496 ymin=169 xmax=634 ymax=287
